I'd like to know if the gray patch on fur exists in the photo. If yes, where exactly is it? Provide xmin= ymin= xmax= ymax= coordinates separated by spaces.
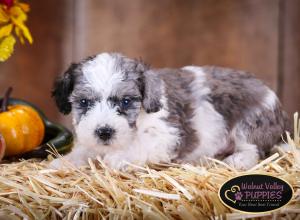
xmin=108 ymin=80 xmax=142 ymax=128
xmin=203 ymin=66 xmax=268 ymax=129
xmin=154 ymin=68 xmax=199 ymax=159
xmin=237 ymin=103 xmax=290 ymax=157
xmin=109 ymin=54 xmax=149 ymax=127
xmin=142 ymin=70 xmax=163 ymax=113
xmin=202 ymin=66 xmax=290 ymax=157
xmin=107 ymin=53 xmax=163 ymax=123
xmin=69 ymin=70 xmax=101 ymax=123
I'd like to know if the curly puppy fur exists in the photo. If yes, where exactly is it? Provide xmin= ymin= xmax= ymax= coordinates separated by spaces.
xmin=50 ymin=53 xmax=290 ymax=170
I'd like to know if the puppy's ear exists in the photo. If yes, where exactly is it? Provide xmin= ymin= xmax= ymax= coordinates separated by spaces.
xmin=52 ymin=63 xmax=78 ymax=114
xmin=141 ymin=70 xmax=163 ymax=113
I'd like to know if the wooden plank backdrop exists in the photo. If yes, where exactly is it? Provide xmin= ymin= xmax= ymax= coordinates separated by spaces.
xmin=279 ymin=0 xmax=300 ymax=117
xmin=0 ymin=0 xmax=298 ymax=125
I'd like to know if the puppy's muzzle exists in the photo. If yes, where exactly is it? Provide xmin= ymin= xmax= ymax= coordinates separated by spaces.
xmin=95 ymin=126 xmax=115 ymax=141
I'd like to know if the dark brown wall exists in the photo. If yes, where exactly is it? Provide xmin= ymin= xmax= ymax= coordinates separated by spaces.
xmin=0 ymin=0 xmax=299 ymax=124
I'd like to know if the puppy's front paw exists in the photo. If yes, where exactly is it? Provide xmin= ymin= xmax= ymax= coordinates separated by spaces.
xmin=48 ymin=158 xmax=65 ymax=170
xmin=48 ymin=157 xmax=88 ymax=170
xmin=103 ymin=154 xmax=130 ymax=171
xmin=223 ymin=152 xmax=258 ymax=170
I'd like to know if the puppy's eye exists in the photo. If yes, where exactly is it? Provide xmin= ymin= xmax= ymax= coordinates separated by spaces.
xmin=79 ymin=99 xmax=90 ymax=108
xmin=120 ymin=98 xmax=131 ymax=108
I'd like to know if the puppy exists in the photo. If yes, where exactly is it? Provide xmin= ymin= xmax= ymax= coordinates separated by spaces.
xmin=50 ymin=53 xmax=290 ymax=170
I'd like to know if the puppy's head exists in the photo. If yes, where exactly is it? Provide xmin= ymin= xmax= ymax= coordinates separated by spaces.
xmin=52 ymin=53 xmax=162 ymax=148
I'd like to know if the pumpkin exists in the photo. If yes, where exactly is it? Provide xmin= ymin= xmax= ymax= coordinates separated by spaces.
xmin=0 ymin=105 xmax=45 ymax=156
xmin=0 ymin=87 xmax=73 ymax=159
xmin=0 ymin=88 xmax=45 ymax=156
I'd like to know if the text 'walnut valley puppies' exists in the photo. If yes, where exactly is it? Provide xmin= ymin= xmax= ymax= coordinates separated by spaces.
xmin=50 ymin=53 xmax=290 ymax=171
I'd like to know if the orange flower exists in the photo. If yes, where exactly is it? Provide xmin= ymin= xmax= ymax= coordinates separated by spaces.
xmin=0 ymin=0 xmax=32 ymax=61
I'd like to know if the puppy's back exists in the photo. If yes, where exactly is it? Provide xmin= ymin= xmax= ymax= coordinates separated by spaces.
xmin=189 ymin=66 xmax=290 ymax=155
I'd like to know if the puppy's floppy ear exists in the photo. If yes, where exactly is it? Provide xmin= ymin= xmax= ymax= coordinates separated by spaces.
xmin=52 ymin=63 xmax=78 ymax=115
xmin=141 ymin=69 xmax=163 ymax=113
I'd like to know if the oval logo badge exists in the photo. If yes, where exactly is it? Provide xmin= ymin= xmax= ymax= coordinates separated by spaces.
xmin=218 ymin=174 xmax=293 ymax=213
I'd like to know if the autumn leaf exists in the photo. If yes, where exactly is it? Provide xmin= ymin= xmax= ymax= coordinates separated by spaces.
xmin=11 ymin=16 xmax=32 ymax=43
xmin=0 ymin=0 xmax=32 ymax=61
xmin=18 ymin=3 xmax=29 ymax=12
xmin=10 ymin=5 xmax=27 ymax=22
xmin=0 ymin=23 xmax=12 ymax=38
xmin=0 ymin=7 xmax=9 ymax=23
xmin=14 ymin=26 xmax=24 ymax=44
xmin=0 ymin=34 xmax=16 ymax=61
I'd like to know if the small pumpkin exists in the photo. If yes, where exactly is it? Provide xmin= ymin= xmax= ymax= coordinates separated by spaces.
xmin=0 ymin=88 xmax=45 ymax=156
xmin=6 ymin=98 xmax=73 ymax=159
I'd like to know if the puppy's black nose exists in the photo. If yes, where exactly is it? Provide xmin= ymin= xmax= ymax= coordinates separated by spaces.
xmin=95 ymin=127 xmax=115 ymax=141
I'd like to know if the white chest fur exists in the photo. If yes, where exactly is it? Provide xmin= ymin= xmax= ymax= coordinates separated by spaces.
xmin=133 ymin=108 xmax=180 ymax=163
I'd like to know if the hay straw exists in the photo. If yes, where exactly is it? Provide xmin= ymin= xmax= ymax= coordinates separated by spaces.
xmin=132 ymin=189 xmax=180 ymax=200
xmin=0 ymin=113 xmax=299 ymax=219
xmin=248 ymin=153 xmax=280 ymax=172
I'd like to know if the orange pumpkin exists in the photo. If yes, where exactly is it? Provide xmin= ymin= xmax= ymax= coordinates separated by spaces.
xmin=0 ymin=104 xmax=45 ymax=156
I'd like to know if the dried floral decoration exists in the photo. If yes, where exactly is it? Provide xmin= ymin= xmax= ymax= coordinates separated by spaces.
xmin=0 ymin=0 xmax=32 ymax=61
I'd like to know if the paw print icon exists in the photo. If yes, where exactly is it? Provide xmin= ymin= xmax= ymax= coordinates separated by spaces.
xmin=235 ymin=192 xmax=243 ymax=201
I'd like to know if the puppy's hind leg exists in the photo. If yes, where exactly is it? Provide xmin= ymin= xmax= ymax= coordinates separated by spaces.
xmin=223 ymin=141 xmax=259 ymax=170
